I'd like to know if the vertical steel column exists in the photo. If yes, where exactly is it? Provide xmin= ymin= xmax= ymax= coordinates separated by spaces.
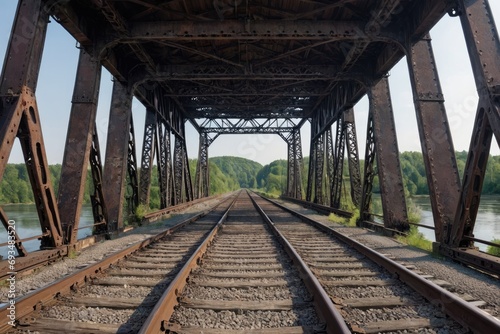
xmin=195 ymin=132 xmax=210 ymax=199
xmin=286 ymin=133 xmax=295 ymax=198
xmin=325 ymin=127 xmax=335 ymax=206
xmin=344 ymin=108 xmax=362 ymax=207
xmin=313 ymin=134 xmax=325 ymax=204
xmin=359 ymin=111 xmax=377 ymax=224
xmin=139 ymin=107 xmax=157 ymax=206
xmin=183 ymin=135 xmax=194 ymax=203
xmin=292 ymin=129 xmax=304 ymax=199
xmin=173 ymin=121 xmax=193 ymax=204
xmin=89 ymin=125 xmax=108 ymax=236
xmin=332 ymin=119 xmax=345 ymax=209
xmin=369 ymin=78 xmax=409 ymax=231
xmin=157 ymin=120 xmax=173 ymax=208
xmin=127 ymin=115 xmax=140 ymax=214
xmin=0 ymin=0 xmax=63 ymax=248
xmin=407 ymin=36 xmax=461 ymax=243
xmin=58 ymin=49 xmax=101 ymax=245
xmin=103 ymin=80 xmax=132 ymax=232
xmin=306 ymin=138 xmax=316 ymax=202
xmin=448 ymin=0 xmax=500 ymax=247
xmin=285 ymin=129 xmax=304 ymax=199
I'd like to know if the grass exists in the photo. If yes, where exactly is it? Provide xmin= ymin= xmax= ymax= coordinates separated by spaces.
xmin=486 ymin=239 xmax=500 ymax=257
xmin=396 ymin=225 xmax=433 ymax=252
xmin=328 ymin=209 xmax=359 ymax=227
xmin=134 ymin=203 xmax=150 ymax=222
xmin=67 ymin=249 xmax=79 ymax=259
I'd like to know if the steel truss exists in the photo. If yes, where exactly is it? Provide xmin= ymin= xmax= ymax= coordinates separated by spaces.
xmin=58 ymin=49 xmax=102 ymax=244
xmin=406 ymin=36 xmax=461 ymax=244
xmin=196 ymin=118 xmax=303 ymax=199
xmin=280 ymin=129 xmax=304 ymax=199
xmin=344 ymin=109 xmax=362 ymax=207
xmin=1 ymin=0 xmax=499 ymax=278
xmin=89 ymin=125 xmax=108 ymax=237
xmin=360 ymin=77 xmax=408 ymax=231
xmin=157 ymin=120 xmax=172 ymax=209
xmin=139 ymin=108 xmax=157 ymax=206
xmin=331 ymin=118 xmax=345 ymax=209
xmin=0 ymin=0 xmax=63 ymax=250
xmin=173 ymin=122 xmax=193 ymax=205
xmin=126 ymin=115 xmax=140 ymax=215
xmin=103 ymin=80 xmax=133 ymax=232
xmin=325 ymin=127 xmax=335 ymax=206
xmin=194 ymin=133 xmax=219 ymax=199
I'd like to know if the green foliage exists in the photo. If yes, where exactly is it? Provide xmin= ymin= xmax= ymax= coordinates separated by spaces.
xmin=406 ymin=197 xmax=422 ymax=224
xmin=134 ymin=203 xmax=150 ymax=221
xmin=396 ymin=225 xmax=433 ymax=252
xmin=3 ymin=151 xmax=500 ymax=214
xmin=256 ymin=160 xmax=288 ymax=195
xmin=348 ymin=209 xmax=360 ymax=227
xmin=486 ymin=239 xmax=500 ymax=257
xmin=210 ymin=156 xmax=262 ymax=189
xmin=328 ymin=208 xmax=359 ymax=227
xmin=67 ymin=249 xmax=79 ymax=259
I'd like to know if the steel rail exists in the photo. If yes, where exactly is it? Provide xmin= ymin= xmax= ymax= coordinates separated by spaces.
xmin=280 ymin=195 xmax=353 ymax=218
xmin=261 ymin=194 xmax=500 ymax=334
xmin=0 ymin=196 xmax=231 ymax=333
xmin=138 ymin=192 xmax=239 ymax=333
xmin=248 ymin=191 xmax=351 ymax=334
xmin=142 ymin=194 xmax=222 ymax=222
xmin=0 ymin=195 xmax=221 ymax=280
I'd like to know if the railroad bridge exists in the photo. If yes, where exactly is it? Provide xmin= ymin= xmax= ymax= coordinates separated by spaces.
xmin=1 ymin=0 xmax=499 ymax=277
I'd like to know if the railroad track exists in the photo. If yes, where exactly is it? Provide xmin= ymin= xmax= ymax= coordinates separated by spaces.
xmin=0 ymin=193 xmax=238 ymax=333
xmin=154 ymin=190 xmax=341 ymax=333
xmin=251 ymin=193 xmax=500 ymax=334
xmin=2 ymin=190 xmax=499 ymax=333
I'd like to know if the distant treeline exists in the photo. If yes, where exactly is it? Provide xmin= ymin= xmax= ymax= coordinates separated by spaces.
xmin=2 ymin=151 xmax=500 ymax=206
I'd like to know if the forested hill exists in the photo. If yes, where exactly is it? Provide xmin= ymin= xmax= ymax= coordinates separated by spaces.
xmin=209 ymin=156 xmax=262 ymax=189
xmin=2 ymin=152 xmax=500 ymax=205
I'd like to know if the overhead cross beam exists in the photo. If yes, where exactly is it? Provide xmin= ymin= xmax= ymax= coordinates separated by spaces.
xmin=198 ymin=118 xmax=299 ymax=134
xmin=127 ymin=20 xmax=393 ymax=41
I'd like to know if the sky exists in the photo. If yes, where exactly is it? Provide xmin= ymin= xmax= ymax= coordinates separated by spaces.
xmin=1 ymin=2 xmax=499 ymax=167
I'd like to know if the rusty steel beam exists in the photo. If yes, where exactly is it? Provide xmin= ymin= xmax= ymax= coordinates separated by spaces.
xmin=406 ymin=36 xmax=461 ymax=244
xmin=103 ymin=80 xmax=133 ymax=232
xmin=127 ymin=115 xmax=140 ymax=215
xmin=313 ymin=134 xmax=325 ymax=204
xmin=450 ymin=108 xmax=492 ymax=248
xmin=447 ymin=0 xmax=500 ymax=248
xmin=325 ymin=127 xmax=335 ymax=206
xmin=194 ymin=132 xmax=215 ymax=199
xmin=343 ymin=108 xmax=362 ymax=207
xmin=128 ymin=20 xmax=379 ymax=41
xmin=331 ymin=119 xmax=345 ymax=209
xmin=282 ymin=129 xmax=304 ymax=200
xmin=58 ymin=49 xmax=102 ymax=245
xmin=0 ymin=0 xmax=64 ymax=249
xmin=173 ymin=122 xmax=193 ymax=205
xmin=359 ymin=110 xmax=376 ymax=224
xmin=139 ymin=108 xmax=157 ymax=206
xmin=89 ymin=124 xmax=108 ymax=236
xmin=369 ymin=77 xmax=408 ymax=231
xmin=157 ymin=120 xmax=172 ymax=208
xmin=305 ymin=135 xmax=315 ymax=203
xmin=194 ymin=133 xmax=209 ymax=200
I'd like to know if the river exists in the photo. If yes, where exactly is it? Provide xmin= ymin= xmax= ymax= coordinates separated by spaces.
xmin=1 ymin=197 xmax=499 ymax=257
xmin=0 ymin=204 xmax=94 ymax=259
xmin=411 ymin=195 xmax=500 ymax=252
